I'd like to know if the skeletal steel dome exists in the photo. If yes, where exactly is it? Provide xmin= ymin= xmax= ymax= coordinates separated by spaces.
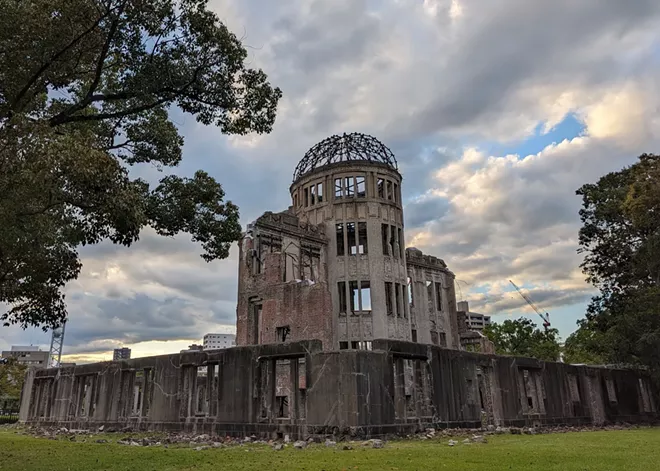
xmin=293 ymin=132 xmax=398 ymax=182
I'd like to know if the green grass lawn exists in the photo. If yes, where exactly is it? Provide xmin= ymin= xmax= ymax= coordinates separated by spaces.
xmin=0 ymin=428 xmax=658 ymax=471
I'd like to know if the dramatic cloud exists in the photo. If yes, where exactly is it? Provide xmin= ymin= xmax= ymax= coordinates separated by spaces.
xmin=4 ymin=0 xmax=660 ymax=358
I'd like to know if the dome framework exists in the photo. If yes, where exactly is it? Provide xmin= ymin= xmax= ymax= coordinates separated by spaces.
xmin=293 ymin=132 xmax=398 ymax=182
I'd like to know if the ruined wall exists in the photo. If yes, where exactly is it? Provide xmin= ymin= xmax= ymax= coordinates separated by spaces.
xmin=406 ymin=248 xmax=460 ymax=349
xmin=20 ymin=340 xmax=658 ymax=438
xmin=235 ymin=211 xmax=333 ymax=349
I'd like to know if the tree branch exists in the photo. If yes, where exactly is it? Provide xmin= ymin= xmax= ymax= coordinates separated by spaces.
xmin=9 ymin=12 xmax=109 ymax=113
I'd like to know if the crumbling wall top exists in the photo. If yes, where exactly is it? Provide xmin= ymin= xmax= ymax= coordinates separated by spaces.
xmin=405 ymin=247 xmax=451 ymax=273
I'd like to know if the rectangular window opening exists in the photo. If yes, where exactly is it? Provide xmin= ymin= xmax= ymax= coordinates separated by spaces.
xmin=351 ymin=341 xmax=359 ymax=349
xmin=390 ymin=225 xmax=397 ymax=257
xmin=356 ymin=176 xmax=366 ymax=197
xmin=398 ymin=227 xmax=404 ymax=258
xmin=411 ymin=329 xmax=417 ymax=342
xmin=347 ymin=222 xmax=357 ymax=255
xmin=386 ymin=180 xmax=393 ymax=201
xmin=345 ymin=176 xmax=355 ymax=197
xmin=407 ymin=277 xmax=413 ymax=307
xmin=304 ymin=187 xmax=309 ymax=207
xmin=336 ymin=223 xmax=345 ymax=256
xmin=310 ymin=184 xmax=316 ymax=205
xmin=276 ymin=326 xmax=291 ymax=343
xmin=334 ymin=178 xmax=343 ymax=199
xmin=435 ymin=282 xmax=443 ymax=311
xmin=385 ymin=282 xmax=394 ymax=316
xmin=395 ymin=283 xmax=402 ymax=317
xmin=338 ymin=282 xmax=347 ymax=314
xmin=377 ymin=178 xmax=385 ymax=198
xmin=349 ymin=281 xmax=359 ymax=313
xmin=358 ymin=222 xmax=368 ymax=254
xmin=393 ymin=183 xmax=398 ymax=203
xmin=360 ymin=281 xmax=372 ymax=311
xmin=381 ymin=224 xmax=389 ymax=255
xmin=426 ymin=281 xmax=433 ymax=311
xmin=317 ymin=182 xmax=323 ymax=203
xmin=339 ymin=341 xmax=349 ymax=350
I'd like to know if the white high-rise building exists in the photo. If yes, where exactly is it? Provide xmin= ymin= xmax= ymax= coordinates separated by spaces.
xmin=203 ymin=333 xmax=236 ymax=350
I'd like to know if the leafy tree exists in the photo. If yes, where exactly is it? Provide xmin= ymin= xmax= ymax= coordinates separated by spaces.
xmin=483 ymin=317 xmax=561 ymax=362
xmin=0 ymin=0 xmax=282 ymax=329
xmin=575 ymin=154 xmax=660 ymax=376
xmin=0 ymin=358 xmax=28 ymax=402
xmin=562 ymin=318 xmax=608 ymax=365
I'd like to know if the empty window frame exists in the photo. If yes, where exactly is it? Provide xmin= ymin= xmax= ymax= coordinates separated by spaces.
xmin=381 ymin=224 xmax=389 ymax=255
xmin=430 ymin=331 xmax=439 ymax=345
xmin=310 ymin=184 xmax=316 ymax=205
xmin=338 ymin=282 xmax=347 ymax=314
xmin=398 ymin=227 xmax=404 ymax=258
xmin=360 ymin=281 xmax=372 ymax=311
xmin=276 ymin=326 xmax=291 ymax=343
xmin=347 ymin=222 xmax=357 ymax=255
xmin=407 ymin=276 xmax=413 ymax=307
xmin=349 ymin=281 xmax=359 ymax=312
xmin=385 ymin=282 xmax=394 ymax=316
xmin=357 ymin=222 xmax=368 ymax=254
xmin=386 ymin=180 xmax=393 ymax=201
xmin=339 ymin=341 xmax=349 ymax=350
xmin=377 ymin=178 xmax=385 ymax=198
xmin=317 ymin=182 xmax=324 ymax=203
xmin=411 ymin=329 xmax=417 ymax=342
xmin=426 ymin=281 xmax=433 ymax=311
xmin=334 ymin=178 xmax=343 ymax=199
xmin=395 ymin=283 xmax=402 ymax=317
xmin=393 ymin=183 xmax=399 ymax=203
xmin=349 ymin=280 xmax=371 ymax=312
xmin=345 ymin=176 xmax=355 ymax=197
xmin=353 ymin=341 xmax=372 ymax=350
xmin=435 ymin=282 xmax=443 ymax=311
xmin=293 ymin=194 xmax=298 ymax=207
xmin=390 ymin=225 xmax=397 ymax=257
xmin=439 ymin=332 xmax=447 ymax=347
xmin=356 ymin=176 xmax=366 ymax=197
xmin=336 ymin=223 xmax=345 ymax=256
xmin=304 ymin=187 xmax=309 ymax=207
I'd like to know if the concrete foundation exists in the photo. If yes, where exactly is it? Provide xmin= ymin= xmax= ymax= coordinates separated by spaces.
xmin=19 ymin=340 xmax=657 ymax=438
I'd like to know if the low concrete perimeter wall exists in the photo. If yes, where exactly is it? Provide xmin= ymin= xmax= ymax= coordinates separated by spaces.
xmin=20 ymin=340 xmax=657 ymax=438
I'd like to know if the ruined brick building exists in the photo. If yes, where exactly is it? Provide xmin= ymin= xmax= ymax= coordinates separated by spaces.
xmin=236 ymin=133 xmax=460 ymax=352
xmin=18 ymin=133 xmax=658 ymax=438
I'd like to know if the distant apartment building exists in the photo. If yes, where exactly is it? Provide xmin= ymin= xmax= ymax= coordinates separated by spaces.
xmin=203 ymin=333 xmax=236 ymax=350
xmin=457 ymin=301 xmax=491 ymax=331
xmin=1 ymin=346 xmax=49 ymax=367
xmin=112 ymin=347 xmax=131 ymax=361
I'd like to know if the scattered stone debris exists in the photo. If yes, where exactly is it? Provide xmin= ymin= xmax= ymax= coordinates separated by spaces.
xmin=293 ymin=440 xmax=307 ymax=449
xmin=17 ymin=423 xmax=655 ymax=453
xmin=370 ymin=439 xmax=385 ymax=449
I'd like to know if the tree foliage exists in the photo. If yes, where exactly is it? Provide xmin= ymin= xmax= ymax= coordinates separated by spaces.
xmin=483 ymin=317 xmax=561 ymax=362
xmin=0 ymin=358 xmax=28 ymax=401
xmin=574 ymin=154 xmax=660 ymax=375
xmin=0 ymin=0 xmax=281 ymax=329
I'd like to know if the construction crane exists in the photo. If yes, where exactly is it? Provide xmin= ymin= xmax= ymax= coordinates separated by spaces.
xmin=48 ymin=322 xmax=66 ymax=368
xmin=509 ymin=280 xmax=551 ymax=331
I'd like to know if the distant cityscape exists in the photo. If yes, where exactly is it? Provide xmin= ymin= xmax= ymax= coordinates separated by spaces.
xmin=2 ymin=333 xmax=237 ymax=368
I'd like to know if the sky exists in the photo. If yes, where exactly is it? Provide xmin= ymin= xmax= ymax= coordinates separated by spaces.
xmin=3 ymin=0 xmax=660 ymax=363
